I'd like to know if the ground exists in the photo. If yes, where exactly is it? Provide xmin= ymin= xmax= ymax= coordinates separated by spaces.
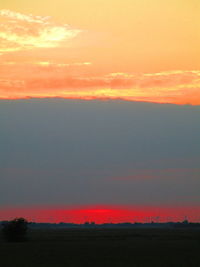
xmin=0 ymin=228 xmax=200 ymax=267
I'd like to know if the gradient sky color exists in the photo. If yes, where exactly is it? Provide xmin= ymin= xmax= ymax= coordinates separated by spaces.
xmin=0 ymin=0 xmax=200 ymax=104
xmin=1 ymin=100 xmax=200 ymax=222
xmin=1 ymin=205 xmax=200 ymax=223
xmin=0 ymin=1 xmax=200 ymax=223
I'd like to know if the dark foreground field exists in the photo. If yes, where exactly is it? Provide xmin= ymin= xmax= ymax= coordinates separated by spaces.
xmin=0 ymin=228 xmax=200 ymax=267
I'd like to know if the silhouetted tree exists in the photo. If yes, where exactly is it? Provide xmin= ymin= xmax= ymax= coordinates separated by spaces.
xmin=2 ymin=218 xmax=28 ymax=242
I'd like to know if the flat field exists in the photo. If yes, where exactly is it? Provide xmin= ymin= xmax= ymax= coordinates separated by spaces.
xmin=0 ymin=228 xmax=200 ymax=267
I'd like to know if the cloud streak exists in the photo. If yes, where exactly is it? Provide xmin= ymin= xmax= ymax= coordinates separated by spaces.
xmin=0 ymin=9 xmax=199 ymax=105
xmin=0 ymin=9 xmax=81 ymax=53
xmin=0 ymin=63 xmax=200 ymax=105
xmin=111 ymin=168 xmax=200 ymax=181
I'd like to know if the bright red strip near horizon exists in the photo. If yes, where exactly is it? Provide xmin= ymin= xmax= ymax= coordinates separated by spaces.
xmin=0 ymin=206 xmax=200 ymax=223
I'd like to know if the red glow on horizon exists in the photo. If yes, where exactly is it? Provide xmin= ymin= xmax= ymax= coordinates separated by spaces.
xmin=0 ymin=205 xmax=200 ymax=223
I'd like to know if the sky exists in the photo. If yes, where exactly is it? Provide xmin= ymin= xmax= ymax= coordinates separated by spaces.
xmin=0 ymin=0 xmax=200 ymax=104
xmin=1 ymin=100 xmax=200 ymax=222
xmin=0 ymin=0 xmax=200 ymax=222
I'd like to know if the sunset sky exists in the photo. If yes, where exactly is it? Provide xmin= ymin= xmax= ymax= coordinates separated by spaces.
xmin=0 ymin=0 xmax=200 ymax=223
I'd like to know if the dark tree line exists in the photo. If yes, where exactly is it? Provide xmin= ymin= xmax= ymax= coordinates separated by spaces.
xmin=2 ymin=218 xmax=28 ymax=242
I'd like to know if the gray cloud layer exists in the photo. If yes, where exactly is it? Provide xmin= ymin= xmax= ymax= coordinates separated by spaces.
xmin=0 ymin=100 xmax=200 ymax=206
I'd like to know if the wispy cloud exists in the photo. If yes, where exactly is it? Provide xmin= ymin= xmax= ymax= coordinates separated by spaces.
xmin=111 ymin=168 xmax=200 ymax=181
xmin=0 ymin=10 xmax=199 ymax=105
xmin=0 ymin=9 xmax=81 ymax=53
xmin=0 ymin=64 xmax=199 ymax=105
xmin=35 ymin=61 xmax=92 ymax=67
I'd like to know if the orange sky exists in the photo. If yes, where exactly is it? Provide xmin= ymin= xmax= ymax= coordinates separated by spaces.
xmin=0 ymin=0 xmax=200 ymax=104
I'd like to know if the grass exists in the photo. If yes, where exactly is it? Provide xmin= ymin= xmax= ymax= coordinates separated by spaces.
xmin=0 ymin=228 xmax=200 ymax=267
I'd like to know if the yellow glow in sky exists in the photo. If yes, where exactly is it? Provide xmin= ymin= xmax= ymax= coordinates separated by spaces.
xmin=0 ymin=0 xmax=200 ymax=104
